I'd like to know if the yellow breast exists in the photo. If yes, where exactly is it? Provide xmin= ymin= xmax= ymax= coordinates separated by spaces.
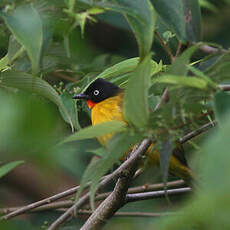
xmin=91 ymin=93 xmax=126 ymax=146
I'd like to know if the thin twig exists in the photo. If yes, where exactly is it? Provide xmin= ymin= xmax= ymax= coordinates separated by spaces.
xmin=47 ymin=139 xmax=152 ymax=230
xmin=0 ymin=180 xmax=185 ymax=216
xmin=0 ymin=206 xmax=174 ymax=218
xmin=155 ymin=31 xmax=175 ymax=63
xmin=179 ymin=120 xmax=217 ymax=144
xmin=95 ymin=180 xmax=185 ymax=201
xmin=126 ymin=187 xmax=191 ymax=203
xmin=78 ymin=210 xmax=175 ymax=218
xmin=0 ymin=201 xmax=74 ymax=215
xmin=175 ymin=41 xmax=183 ymax=57
xmin=0 ymin=180 xmax=184 ymax=216
xmin=54 ymin=72 xmax=78 ymax=82
xmin=0 ymin=185 xmax=81 ymax=221
xmin=153 ymin=88 xmax=170 ymax=112
xmin=219 ymin=84 xmax=230 ymax=91
xmin=198 ymin=44 xmax=227 ymax=55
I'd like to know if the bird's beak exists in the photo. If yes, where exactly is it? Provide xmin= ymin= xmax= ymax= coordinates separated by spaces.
xmin=72 ymin=93 xmax=89 ymax=100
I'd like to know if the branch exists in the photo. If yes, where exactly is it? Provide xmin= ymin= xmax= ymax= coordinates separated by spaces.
xmin=153 ymin=88 xmax=170 ymax=112
xmin=53 ymin=72 xmax=78 ymax=82
xmin=78 ymin=210 xmax=174 ymax=218
xmin=0 ymin=180 xmax=185 ymax=215
xmin=0 ymin=206 xmax=174 ymax=218
xmin=155 ymin=31 xmax=175 ymax=63
xmin=47 ymin=139 xmax=152 ymax=230
xmin=81 ymin=172 xmax=136 ymax=230
xmin=0 ymin=180 xmax=184 ymax=216
xmin=95 ymin=179 xmax=185 ymax=201
xmin=198 ymin=44 xmax=227 ymax=55
xmin=179 ymin=120 xmax=217 ymax=144
xmin=219 ymin=84 xmax=230 ymax=91
xmin=126 ymin=187 xmax=191 ymax=203
xmin=0 ymin=185 xmax=81 ymax=221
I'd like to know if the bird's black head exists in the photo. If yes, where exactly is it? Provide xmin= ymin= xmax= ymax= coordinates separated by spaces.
xmin=72 ymin=78 xmax=121 ymax=103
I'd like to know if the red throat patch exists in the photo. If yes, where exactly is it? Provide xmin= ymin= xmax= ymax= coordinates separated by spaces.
xmin=87 ymin=100 xmax=95 ymax=109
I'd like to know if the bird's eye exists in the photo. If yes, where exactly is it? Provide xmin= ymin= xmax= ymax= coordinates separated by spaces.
xmin=93 ymin=90 xmax=99 ymax=96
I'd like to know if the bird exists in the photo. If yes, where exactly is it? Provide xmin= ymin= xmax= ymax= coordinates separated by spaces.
xmin=73 ymin=78 xmax=193 ymax=182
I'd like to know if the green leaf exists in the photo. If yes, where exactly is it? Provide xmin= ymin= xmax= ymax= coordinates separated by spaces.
xmin=153 ymin=75 xmax=209 ymax=90
xmin=0 ymin=161 xmax=24 ymax=179
xmin=119 ymin=0 xmax=156 ymax=59
xmin=167 ymin=44 xmax=200 ymax=76
xmin=0 ymin=70 xmax=73 ymax=131
xmin=159 ymin=140 xmax=173 ymax=185
xmin=0 ymin=54 xmax=9 ymax=71
xmin=123 ymin=54 xmax=152 ymax=128
xmin=152 ymin=0 xmax=201 ymax=41
xmin=86 ymin=147 xmax=108 ymax=157
xmin=61 ymin=121 xmax=126 ymax=144
xmin=204 ymin=51 xmax=230 ymax=82
xmin=213 ymin=91 xmax=230 ymax=125
xmin=78 ymin=0 xmax=156 ymax=59
xmin=7 ymin=35 xmax=24 ymax=64
xmin=97 ymin=57 xmax=140 ymax=80
xmin=98 ymin=57 xmax=162 ymax=80
xmin=199 ymin=0 xmax=218 ymax=13
xmin=81 ymin=57 xmax=162 ymax=93
xmin=187 ymin=65 xmax=218 ymax=90
xmin=1 ymin=4 xmax=43 ymax=73
xmin=60 ymin=92 xmax=81 ymax=130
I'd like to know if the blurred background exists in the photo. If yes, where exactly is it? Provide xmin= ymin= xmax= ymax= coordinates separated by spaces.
xmin=0 ymin=0 xmax=230 ymax=229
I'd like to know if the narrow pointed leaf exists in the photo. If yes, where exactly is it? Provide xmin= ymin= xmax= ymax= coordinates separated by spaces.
xmin=62 ymin=121 xmax=126 ymax=144
xmin=159 ymin=140 xmax=173 ymax=186
xmin=98 ymin=57 xmax=162 ymax=80
xmin=152 ymin=0 xmax=201 ymax=41
xmin=0 ymin=161 xmax=24 ymax=179
xmin=123 ymin=54 xmax=152 ymax=128
xmin=78 ymin=0 xmax=156 ymax=59
xmin=0 ymin=4 xmax=43 ymax=73
xmin=0 ymin=71 xmax=73 ymax=130
xmin=167 ymin=44 xmax=200 ymax=76
xmin=60 ymin=92 xmax=81 ymax=130
xmin=153 ymin=75 xmax=209 ymax=90
xmin=213 ymin=91 xmax=230 ymax=125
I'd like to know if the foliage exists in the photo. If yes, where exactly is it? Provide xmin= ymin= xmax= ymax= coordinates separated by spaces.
xmin=0 ymin=0 xmax=230 ymax=229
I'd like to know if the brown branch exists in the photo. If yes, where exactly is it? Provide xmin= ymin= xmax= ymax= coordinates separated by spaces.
xmin=126 ymin=187 xmax=191 ymax=203
xmin=198 ymin=44 xmax=227 ymax=55
xmin=153 ymin=88 xmax=170 ymax=112
xmin=0 ymin=206 xmax=174 ymax=218
xmin=81 ymin=172 xmax=136 ymax=230
xmin=175 ymin=41 xmax=183 ymax=57
xmin=179 ymin=120 xmax=217 ymax=144
xmin=95 ymin=180 xmax=185 ymax=201
xmin=78 ymin=210 xmax=174 ymax=218
xmin=219 ymin=84 xmax=230 ymax=91
xmin=0 ymin=184 xmax=82 ymax=221
xmin=0 ymin=180 xmax=184 ymax=217
xmin=0 ymin=180 xmax=185 ymax=216
xmin=47 ymin=139 xmax=152 ymax=230
xmin=155 ymin=31 xmax=175 ymax=63
xmin=53 ymin=72 xmax=78 ymax=82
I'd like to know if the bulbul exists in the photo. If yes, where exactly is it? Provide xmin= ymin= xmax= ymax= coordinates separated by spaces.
xmin=73 ymin=78 xmax=192 ymax=181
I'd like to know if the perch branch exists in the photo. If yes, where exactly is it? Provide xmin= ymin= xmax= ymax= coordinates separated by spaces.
xmin=47 ymin=139 xmax=152 ymax=230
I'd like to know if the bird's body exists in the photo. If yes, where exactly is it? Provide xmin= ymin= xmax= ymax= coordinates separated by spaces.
xmin=73 ymin=78 xmax=192 ymax=181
